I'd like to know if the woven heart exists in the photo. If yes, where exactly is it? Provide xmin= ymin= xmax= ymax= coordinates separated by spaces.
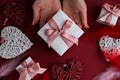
xmin=1 ymin=1 xmax=27 ymax=26
xmin=0 ymin=26 xmax=33 ymax=59
xmin=99 ymin=35 xmax=120 ymax=61
xmin=50 ymin=59 xmax=82 ymax=80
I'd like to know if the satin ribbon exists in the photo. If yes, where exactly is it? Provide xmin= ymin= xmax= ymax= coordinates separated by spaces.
xmin=17 ymin=60 xmax=42 ymax=80
xmin=99 ymin=3 xmax=120 ymax=24
xmin=45 ymin=19 xmax=78 ymax=47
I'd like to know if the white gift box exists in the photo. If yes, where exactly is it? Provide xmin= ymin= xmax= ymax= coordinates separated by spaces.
xmin=16 ymin=57 xmax=47 ymax=80
xmin=16 ymin=57 xmax=32 ymax=80
xmin=16 ymin=57 xmax=32 ymax=70
xmin=97 ymin=4 xmax=119 ymax=26
xmin=37 ymin=10 xmax=84 ymax=56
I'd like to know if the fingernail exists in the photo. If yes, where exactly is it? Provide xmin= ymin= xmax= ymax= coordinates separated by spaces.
xmin=85 ymin=25 xmax=89 ymax=29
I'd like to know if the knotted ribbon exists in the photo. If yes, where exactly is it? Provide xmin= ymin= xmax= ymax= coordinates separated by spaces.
xmin=45 ymin=19 xmax=78 ymax=47
xmin=99 ymin=3 xmax=120 ymax=24
xmin=17 ymin=59 xmax=44 ymax=80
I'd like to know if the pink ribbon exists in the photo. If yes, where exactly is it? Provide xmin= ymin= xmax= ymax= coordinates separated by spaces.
xmin=45 ymin=19 xmax=78 ymax=47
xmin=99 ymin=3 xmax=120 ymax=24
xmin=17 ymin=60 xmax=41 ymax=80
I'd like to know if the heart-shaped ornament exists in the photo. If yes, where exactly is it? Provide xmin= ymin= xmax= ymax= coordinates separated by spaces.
xmin=50 ymin=59 xmax=82 ymax=80
xmin=0 ymin=26 xmax=33 ymax=59
xmin=99 ymin=35 xmax=120 ymax=62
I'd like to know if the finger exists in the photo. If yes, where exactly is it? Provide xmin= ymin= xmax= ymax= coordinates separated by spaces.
xmin=72 ymin=14 xmax=82 ymax=28
xmin=71 ymin=14 xmax=77 ymax=23
xmin=69 ymin=15 xmax=74 ymax=21
xmin=47 ymin=13 xmax=54 ymax=21
xmin=76 ymin=20 xmax=82 ymax=29
xmin=79 ymin=10 xmax=89 ymax=29
xmin=39 ymin=10 xmax=48 ymax=28
xmin=39 ymin=15 xmax=45 ymax=28
xmin=39 ymin=20 xmax=45 ymax=28
xmin=32 ymin=7 xmax=40 ymax=26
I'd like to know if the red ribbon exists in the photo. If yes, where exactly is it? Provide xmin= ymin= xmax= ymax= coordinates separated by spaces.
xmin=99 ymin=3 xmax=120 ymax=24
xmin=45 ymin=19 xmax=78 ymax=47
xmin=17 ymin=60 xmax=41 ymax=80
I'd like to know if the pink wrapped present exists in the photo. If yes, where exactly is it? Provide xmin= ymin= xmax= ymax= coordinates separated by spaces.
xmin=37 ymin=10 xmax=84 ymax=56
xmin=97 ymin=3 xmax=120 ymax=26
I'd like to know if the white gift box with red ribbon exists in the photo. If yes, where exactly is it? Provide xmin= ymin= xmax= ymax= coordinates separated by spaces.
xmin=37 ymin=10 xmax=84 ymax=56
xmin=97 ymin=3 xmax=120 ymax=26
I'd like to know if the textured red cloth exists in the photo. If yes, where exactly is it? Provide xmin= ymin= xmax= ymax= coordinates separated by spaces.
xmin=111 ymin=56 xmax=120 ymax=68
xmin=0 ymin=0 xmax=120 ymax=80
xmin=40 ymin=70 xmax=51 ymax=80
xmin=1 ymin=0 xmax=27 ymax=26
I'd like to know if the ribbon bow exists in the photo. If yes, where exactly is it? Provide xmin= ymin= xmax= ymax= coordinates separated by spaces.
xmin=45 ymin=19 xmax=78 ymax=47
xmin=99 ymin=3 xmax=120 ymax=24
xmin=17 ymin=60 xmax=45 ymax=80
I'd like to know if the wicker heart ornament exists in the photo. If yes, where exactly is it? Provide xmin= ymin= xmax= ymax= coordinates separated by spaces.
xmin=0 ymin=26 xmax=33 ymax=59
xmin=99 ymin=35 xmax=120 ymax=61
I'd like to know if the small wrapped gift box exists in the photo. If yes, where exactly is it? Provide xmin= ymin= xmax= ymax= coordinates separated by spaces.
xmin=97 ymin=3 xmax=120 ymax=26
xmin=37 ymin=10 xmax=84 ymax=56
xmin=16 ymin=57 xmax=47 ymax=80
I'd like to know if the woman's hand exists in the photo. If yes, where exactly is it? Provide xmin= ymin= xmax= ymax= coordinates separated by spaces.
xmin=32 ymin=0 xmax=61 ymax=27
xmin=62 ymin=0 xmax=89 ymax=28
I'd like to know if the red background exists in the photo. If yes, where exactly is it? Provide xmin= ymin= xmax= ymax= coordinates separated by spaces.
xmin=0 ymin=0 xmax=120 ymax=80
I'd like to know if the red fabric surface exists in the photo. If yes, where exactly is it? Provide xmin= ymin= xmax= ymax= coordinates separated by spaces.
xmin=0 ymin=0 xmax=120 ymax=80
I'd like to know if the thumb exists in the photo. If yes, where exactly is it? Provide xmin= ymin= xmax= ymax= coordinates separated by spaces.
xmin=31 ymin=6 xmax=40 ymax=26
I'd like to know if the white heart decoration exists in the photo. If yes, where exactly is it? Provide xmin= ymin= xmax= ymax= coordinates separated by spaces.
xmin=99 ymin=35 xmax=120 ymax=61
xmin=0 ymin=26 xmax=33 ymax=59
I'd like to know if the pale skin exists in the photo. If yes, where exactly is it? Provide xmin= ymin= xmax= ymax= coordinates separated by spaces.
xmin=32 ymin=0 xmax=89 ymax=29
